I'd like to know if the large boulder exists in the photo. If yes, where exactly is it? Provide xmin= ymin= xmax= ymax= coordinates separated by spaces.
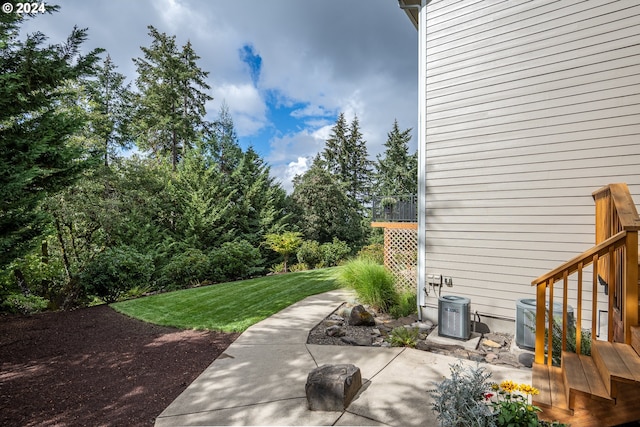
xmin=349 ymin=305 xmax=375 ymax=326
xmin=305 ymin=364 xmax=362 ymax=411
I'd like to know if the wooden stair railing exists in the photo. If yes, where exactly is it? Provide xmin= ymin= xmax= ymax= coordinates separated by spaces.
xmin=530 ymin=184 xmax=640 ymax=425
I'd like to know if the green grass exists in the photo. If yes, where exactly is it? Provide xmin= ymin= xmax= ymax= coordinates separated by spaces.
xmin=111 ymin=268 xmax=340 ymax=333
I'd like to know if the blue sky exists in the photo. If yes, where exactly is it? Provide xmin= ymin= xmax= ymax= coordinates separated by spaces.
xmin=22 ymin=0 xmax=418 ymax=191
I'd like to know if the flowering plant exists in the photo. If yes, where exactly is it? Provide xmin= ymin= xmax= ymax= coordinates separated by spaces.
xmin=430 ymin=362 xmax=568 ymax=427
xmin=485 ymin=380 xmax=541 ymax=427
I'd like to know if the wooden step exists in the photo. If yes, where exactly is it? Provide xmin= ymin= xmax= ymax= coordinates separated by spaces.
xmin=532 ymin=363 xmax=571 ymax=413
xmin=562 ymin=351 xmax=613 ymax=408
xmin=592 ymin=340 xmax=640 ymax=396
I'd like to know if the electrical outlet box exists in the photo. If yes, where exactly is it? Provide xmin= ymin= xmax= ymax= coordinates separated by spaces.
xmin=444 ymin=276 xmax=453 ymax=287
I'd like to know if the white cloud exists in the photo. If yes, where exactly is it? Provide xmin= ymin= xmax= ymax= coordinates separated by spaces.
xmin=210 ymin=83 xmax=268 ymax=137
xmin=291 ymin=104 xmax=335 ymax=119
xmin=25 ymin=0 xmax=419 ymax=190
xmin=271 ymin=156 xmax=312 ymax=194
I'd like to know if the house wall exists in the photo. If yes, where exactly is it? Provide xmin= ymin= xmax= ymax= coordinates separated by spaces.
xmin=420 ymin=0 xmax=640 ymax=331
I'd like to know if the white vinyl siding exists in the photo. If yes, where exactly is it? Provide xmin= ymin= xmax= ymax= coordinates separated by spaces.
xmin=423 ymin=0 xmax=640 ymax=322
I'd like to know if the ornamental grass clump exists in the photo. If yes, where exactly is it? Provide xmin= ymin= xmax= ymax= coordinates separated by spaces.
xmin=336 ymin=257 xmax=398 ymax=312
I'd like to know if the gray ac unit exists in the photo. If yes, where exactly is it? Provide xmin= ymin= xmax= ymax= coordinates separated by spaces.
xmin=515 ymin=298 xmax=574 ymax=351
xmin=438 ymin=295 xmax=471 ymax=340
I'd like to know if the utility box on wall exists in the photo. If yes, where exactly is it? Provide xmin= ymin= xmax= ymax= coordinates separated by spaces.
xmin=438 ymin=295 xmax=471 ymax=340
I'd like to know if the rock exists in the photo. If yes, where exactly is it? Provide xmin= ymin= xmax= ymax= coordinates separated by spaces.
xmin=484 ymin=334 xmax=507 ymax=346
xmin=349 ymin=305 xmax=376 ymax=326
xmin=305 ymin=364 xmax=362 ymax=411
xmin=518 ymin=352 xmax=535 ymax=368
xmin=469 ymin=351 xmax=486 ymax=363
xmin=371 ymin=328 xmax=381 ymax=336
xmin=340 ymin=336 xmax=372 ymax=346
xmin=410 ymin=321 xmax=434 ymax=333
xmin=325 ymin=325 xmax=346 ymax=337
xmin=324 ymin=320 xmax=343 ymax=327
xmin=485 ymin=353 xmax=499 ymax=363
xmin=338 ymin=307 xmax=352 ymax=318
xmin=329 ymin=314 xmax=345 ymax=322
xmin=482 ymin=339 xmax=502 ymax=348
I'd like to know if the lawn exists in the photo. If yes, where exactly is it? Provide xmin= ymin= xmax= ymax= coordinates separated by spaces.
xmin=111 ymin=267 xmax=340 ymax=332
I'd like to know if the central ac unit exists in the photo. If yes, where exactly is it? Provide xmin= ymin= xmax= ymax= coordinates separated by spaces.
xmin=438 ymin=295 xmax=471 ymax=340
xmin=515 ymin=298 xmax=573 ymax=351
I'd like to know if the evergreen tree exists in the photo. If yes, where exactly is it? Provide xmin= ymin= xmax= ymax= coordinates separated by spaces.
xmin=345 ymin=116 xmax=372 ymax=205
xmin=321 ymin=114 xmax=372 ymax=205
xmin=231 ymin=147 xmax=289 ymax=247
xmin=0 ymin=7 xmax=102 ymax=269
xmin=133 ymin=26 xmax=212 ymax=169
xmin=209 ymin=103 xmax=243 ymax=176
xmin=322 ymin=112 xmax=349 ymax=178
xmin=376 ymin=119 xmax=417 ymax=196
xmin=291 ymin=160 xmax=366 ymax=247
xmin=84 ymin=55 xmax=134 ymax=167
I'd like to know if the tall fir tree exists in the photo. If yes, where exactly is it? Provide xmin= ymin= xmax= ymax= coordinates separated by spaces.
xmin=0 ymin=6 xmax=102 ymax=269
xmin=321 ymin=113 xmax=372 ymax=206
xmin=345 ymin=116 xmax=372 ymax=205
xmin=322 ymin=112 xmax=349 ymax=178
xmin=133 ymin=26 xmax=212 ymax=169
xmin=84 ymin=55 xmax=134 ymax=167
xmin=376 ymin=119 xmax=417 ymax=196
xmin=209 ymin=103 xmax=243 ymax=176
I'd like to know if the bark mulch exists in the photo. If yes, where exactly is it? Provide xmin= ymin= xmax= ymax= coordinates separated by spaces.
xmin=0 ymin=305 xmax=239 ymax=427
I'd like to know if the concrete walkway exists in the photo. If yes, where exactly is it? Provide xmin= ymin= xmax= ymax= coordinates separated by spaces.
xmin=155 ymin=289 xmax=532 ymax=426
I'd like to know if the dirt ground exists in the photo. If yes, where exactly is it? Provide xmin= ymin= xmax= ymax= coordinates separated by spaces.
xmin=0 ymin=305 xmax=239 ymax=427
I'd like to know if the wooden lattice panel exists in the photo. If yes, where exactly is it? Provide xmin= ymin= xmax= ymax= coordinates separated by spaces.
xmin=384 ymin=226 xmax=418 ymax=294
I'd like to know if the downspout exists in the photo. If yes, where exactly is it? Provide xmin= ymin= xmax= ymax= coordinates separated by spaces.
xmin=416 ymin=0 xmax=428 ymax=320
xmin=397 ymin=0 xmax=429 ymax=320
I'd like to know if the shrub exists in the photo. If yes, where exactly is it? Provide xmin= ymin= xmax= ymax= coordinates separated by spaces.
xmin=297 ymin=240 xmax=323 ymax=268
xmin=357 ymin=243 xmax=384 ymax=265
xmin=430 ymin=362 xmax=497 ymax=427
xmin=160 ymin=247 xmax=211 ymax=289
xmin=270 ymin=262 xmax=286 ymax=274
xmin=387 ymin=326 xmax=419 ymax=348
xmin=82 ymin=246 xmax=154 ymax=303
xmin=389 ymin=290 xmax=417 ymax=319
xmin=288 ymin=262 xmax=308 ymax=272
xmin=1 ymin=293 xmax=49 ymax=314
xmin=210 ymin=240 xmax=264 ymax=282
xmin=337 ymin=257 xmax=398 ymax=312
xmin=320 ymin=238 xmax=351 ymax=267
xmin=546 ymin=318 xmax=591 ymax=366
xmin=528 ymin=312 xmax=592 ymax=366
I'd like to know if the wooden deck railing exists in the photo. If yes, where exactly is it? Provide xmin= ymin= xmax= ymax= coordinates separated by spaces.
xmin=531 ymin=184 xmax=640 ymax=365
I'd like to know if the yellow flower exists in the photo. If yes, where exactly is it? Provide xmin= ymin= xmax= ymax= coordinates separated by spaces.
xmin=527 ymin=405 xmax=534 ymax=412
xmin=491 ymin=383 xmax=500 ymax=391
xmin=500 ymin=380 xmax=517 ymax=393
xmin=518 ymin=384 xmax=540 ymax=396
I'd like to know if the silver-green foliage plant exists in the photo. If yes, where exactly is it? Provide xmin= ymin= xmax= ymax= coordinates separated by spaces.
xmin=430 ymin=362 xmax=496 ymax=427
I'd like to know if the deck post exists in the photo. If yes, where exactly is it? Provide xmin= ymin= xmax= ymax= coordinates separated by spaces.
xmin=624 ymin=230 xmax=638 ymax=344
xmin=535 ymin=280 xmax=546 ymax=364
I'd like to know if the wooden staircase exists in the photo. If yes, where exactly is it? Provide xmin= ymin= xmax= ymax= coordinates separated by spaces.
xmin=533 ymin=326 xmax=640 ymax=426
xmin=530 ymin=184 xmax=640 ymax=426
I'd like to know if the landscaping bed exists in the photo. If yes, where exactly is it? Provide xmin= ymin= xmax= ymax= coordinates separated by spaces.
xmin=0 ymin=305 xmax=238 ymax=426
